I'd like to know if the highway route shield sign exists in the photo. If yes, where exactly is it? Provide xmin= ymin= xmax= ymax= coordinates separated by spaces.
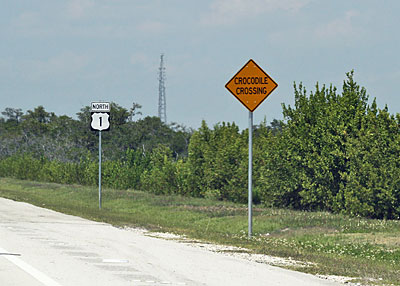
xmin=91 ymin=112 xmax=110 ymax=131
xmin=225 ymin=59 xmax=278 ymax=112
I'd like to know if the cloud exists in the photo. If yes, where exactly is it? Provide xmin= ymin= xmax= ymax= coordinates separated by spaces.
xmin=0 ymin=52 xmax=91 ymax=83
xmin=10 ymin=11 xmax=53 ymax=37
xmin=14 ymin=11 xmax=40 ymax=28
xmin=130 ymin=53 xmax=148 ymax=66
xmin=66 ymin=0 xmax=95 ymax=19
xmin=22 ymin=52 xmax=91 ymax=81
xmin=136 ymin=21 xmax=166 ymax=34
xmin=201 ymin=0 xmax=311 ymax=26
xmin=314 ymin=10 xmax=361 ymax=39
xmin=129 ymin=52 xmax=160 ymax=74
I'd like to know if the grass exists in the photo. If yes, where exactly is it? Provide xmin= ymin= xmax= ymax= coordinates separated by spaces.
xmin=0 ymin=177 xmax=399 ymax=285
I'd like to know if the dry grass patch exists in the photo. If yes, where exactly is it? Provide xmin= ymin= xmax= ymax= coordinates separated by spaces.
xmin=339 ymin=233 xmax=400 ymax=248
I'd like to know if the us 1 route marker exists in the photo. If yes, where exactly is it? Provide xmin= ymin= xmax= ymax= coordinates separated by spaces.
xmin=225 ymin=59 xmax=278 ymax=238
xmin=91 ymin=102 xmax=111 ymax=209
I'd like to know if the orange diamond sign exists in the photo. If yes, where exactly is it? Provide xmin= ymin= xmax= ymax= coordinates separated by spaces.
xmin=225 ymin=59 xmax=278 ymax=112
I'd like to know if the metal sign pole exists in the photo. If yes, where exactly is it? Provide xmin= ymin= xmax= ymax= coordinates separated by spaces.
xmin=248 ymin=111 xmax=253 ymax=238
xmin=225 ymin=59 xmax=278 ymax=239
xmin=98 ymin=130 xmax=102 ymax=210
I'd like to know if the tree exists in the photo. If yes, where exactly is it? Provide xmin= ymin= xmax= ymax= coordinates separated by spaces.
xmin=184 ymin=121 xmax=248 ymax=201
xmin=24 ymin=106 xmax=54 ymax=124
xmin=21 ymin=106 xmax=55 ymax=136
xmin=339 ymin=102 xmax=400 ymax=218
xmin=259 ymin=71 xmax=371 ymax=211
xmin=1 ymin=107 xmax=23 ymax=123
xmin=128 ymin=102 xmax=142 ymax=122
xmin=110 ymin=102 xmax=130 ymax=126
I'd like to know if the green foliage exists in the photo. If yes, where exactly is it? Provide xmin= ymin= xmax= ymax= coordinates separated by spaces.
xmin=1 ymin=72 xmax=400 ymax=219
xmin=259 ymin=71 xmax=400 ymax=218
xmin=140 ymin=145 xmax=181 ymax=195
xmin=0 ymin=153 xmax=43 ymax=180
xmin=339 ymin=104 xmax=400 ymax=219
xmin=0 ymin=149 xmax=150 ymax=191
xmin=183 ymin=121 xmax=248 ymax=202
xmin=185 ymin=120 xmax=211 ymax=195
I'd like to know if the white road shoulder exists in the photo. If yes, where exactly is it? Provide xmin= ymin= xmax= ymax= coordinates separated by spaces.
xmin=0 ymin=197 xmax=344 ymax=286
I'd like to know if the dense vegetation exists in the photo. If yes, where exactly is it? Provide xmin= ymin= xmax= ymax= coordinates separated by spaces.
xmin=1 ymin=71 xmax=399 ymax=219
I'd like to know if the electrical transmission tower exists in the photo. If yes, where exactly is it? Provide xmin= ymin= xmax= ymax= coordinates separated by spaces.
xmin=158 ymin=54 xmax=167 ymax=123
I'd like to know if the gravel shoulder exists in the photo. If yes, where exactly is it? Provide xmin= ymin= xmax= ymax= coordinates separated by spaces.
xmin=0 ymin=197 xmax=345 ymax=286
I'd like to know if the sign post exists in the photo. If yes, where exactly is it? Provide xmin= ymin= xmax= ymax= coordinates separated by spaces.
xmin=90 ymin=102 xmax=111 ymax=210
xmin=98 ymin=130 xmax=102 ymax=209
xmin=248 ymin=111 xmax=253 ymax=236
xmin=225 ymin=59 xmax=278 ymax=238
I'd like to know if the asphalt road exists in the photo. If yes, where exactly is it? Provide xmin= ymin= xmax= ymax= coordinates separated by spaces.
xmin=0 ymin=197 xmax=342 ymax=286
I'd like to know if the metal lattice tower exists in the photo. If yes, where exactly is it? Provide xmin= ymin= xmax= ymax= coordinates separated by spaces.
xmin=158 ymin=54 xmax=167 ymax=123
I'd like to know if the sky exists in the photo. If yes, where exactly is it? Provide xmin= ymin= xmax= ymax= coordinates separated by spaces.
xmin=1 ymin=0 xmax=399 ymax=130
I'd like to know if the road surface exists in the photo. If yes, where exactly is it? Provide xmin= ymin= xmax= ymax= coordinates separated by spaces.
xmin=0 ymin=197 xmax=342 ymax=286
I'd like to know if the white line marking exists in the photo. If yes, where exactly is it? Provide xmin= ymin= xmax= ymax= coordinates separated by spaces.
xmin=0 ymin=247 xmax=62 ymax=286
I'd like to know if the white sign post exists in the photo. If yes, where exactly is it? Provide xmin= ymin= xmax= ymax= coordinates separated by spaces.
xmin=91 ymin=102 xmax=110 ymax=210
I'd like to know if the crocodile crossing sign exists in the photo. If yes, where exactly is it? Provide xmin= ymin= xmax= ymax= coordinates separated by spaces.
xmin=225 ymin=59 xmax=278 ymax=112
